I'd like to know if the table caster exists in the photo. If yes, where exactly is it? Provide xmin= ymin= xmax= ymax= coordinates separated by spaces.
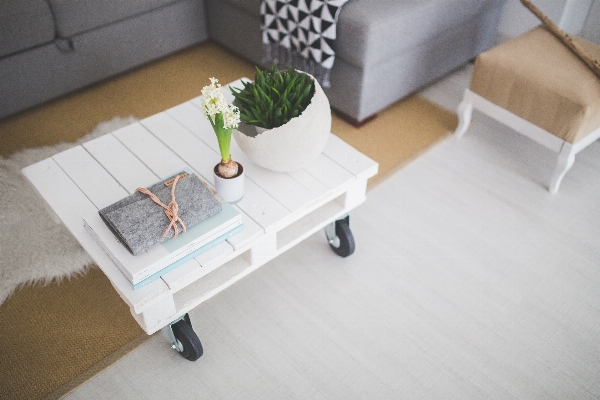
xmin=162 ymin=313 xmax=203 ymax=361
xmin=325 ymin=216 xmax=355 ymax=257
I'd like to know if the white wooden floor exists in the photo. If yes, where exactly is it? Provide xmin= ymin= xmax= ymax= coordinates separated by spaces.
xmin=65 ymin=65 xmax=600 ymax=399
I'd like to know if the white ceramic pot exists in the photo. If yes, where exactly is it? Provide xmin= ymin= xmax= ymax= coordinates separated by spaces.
xmin=213 ymin=162 xmax=244 ymax=203
xmin=233 ymin=74 xmax=331 ymax=172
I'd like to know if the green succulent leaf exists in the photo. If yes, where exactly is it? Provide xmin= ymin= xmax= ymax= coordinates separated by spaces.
xmin=229 ymin=64 xmax=316 ymax=130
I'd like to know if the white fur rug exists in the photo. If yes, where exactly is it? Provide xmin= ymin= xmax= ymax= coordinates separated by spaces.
xmin=0 ymin=117 xmax=137 ymax=305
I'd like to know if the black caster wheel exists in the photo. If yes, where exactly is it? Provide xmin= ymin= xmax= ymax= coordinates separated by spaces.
xmin=171 ymin=314 xmax=203 ymax=361
xmin=326 ymin=216 xmax=355 ymax=257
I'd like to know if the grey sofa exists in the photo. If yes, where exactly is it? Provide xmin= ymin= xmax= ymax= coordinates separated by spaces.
xmin=1 ymin=0 xmax=505 ymax=124
xmin=0 ymin=0 xmax=209 ymax=120
xmin=207 ymin=0 xmax=506 ymax=124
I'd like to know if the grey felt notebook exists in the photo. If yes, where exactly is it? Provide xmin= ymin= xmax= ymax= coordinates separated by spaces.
xmin=99 ymin=172 xmax=222 ymax=255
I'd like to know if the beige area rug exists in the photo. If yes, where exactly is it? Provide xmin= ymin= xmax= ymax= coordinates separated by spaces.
xmin=0 ymin=41 xmax=456 ymax=400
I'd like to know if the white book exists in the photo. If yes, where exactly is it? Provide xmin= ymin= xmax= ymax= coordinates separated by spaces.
xmin=84 ymin=202 xmax=243 ymax=288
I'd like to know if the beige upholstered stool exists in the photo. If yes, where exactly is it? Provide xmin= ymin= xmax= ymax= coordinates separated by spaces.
xmin=454 ymin=27 xmax=600 ymax=193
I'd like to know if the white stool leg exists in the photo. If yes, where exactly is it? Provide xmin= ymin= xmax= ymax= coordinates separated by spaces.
xmin=454 ymin=96 xmax=473 ymax=139
xmin=549 ymin=142 xmax=575 ymax=194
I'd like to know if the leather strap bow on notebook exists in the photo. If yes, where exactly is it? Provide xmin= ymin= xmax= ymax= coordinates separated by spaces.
xmin=98 ymin=172 xmax=222 ymax=255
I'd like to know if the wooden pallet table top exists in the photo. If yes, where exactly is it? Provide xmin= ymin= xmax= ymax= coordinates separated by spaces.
xmin=22 ymin=79 xmax=378 ymax=334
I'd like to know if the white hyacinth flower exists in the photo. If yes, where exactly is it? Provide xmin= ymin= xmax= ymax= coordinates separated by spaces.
xmin=200 ymin=77 xmax=241 ymax=172
xmin=223 ymin=105 xmax=241 ymax=130
xmin=200 ymin=77 xmax=239 ymax=130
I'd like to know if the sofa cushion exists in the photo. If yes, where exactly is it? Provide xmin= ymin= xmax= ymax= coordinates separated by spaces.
xmin=336 ymin=0 xmax=497 ymax=68
xmin=0 ymin=0 xmax=55 ymax=58
xmin=48 ymin=0 xmax=180 ymax=37
xmin=215 ymin=0 xmax=496 ymax=69
xmin=215 ymin=0 xmax=260 ymax=16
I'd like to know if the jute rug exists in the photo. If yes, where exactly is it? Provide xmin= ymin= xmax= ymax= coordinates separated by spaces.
xmin=0 ymin=42 xmax=456 ymax=400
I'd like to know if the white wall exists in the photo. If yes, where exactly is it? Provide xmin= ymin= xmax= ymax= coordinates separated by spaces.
xmin=496 ymin=0 xmax=596 ymax=41
xmin=581 ymin=0 xmax=600 ymax=43
xmin=498 ymin=0 xmax=566 ymax=39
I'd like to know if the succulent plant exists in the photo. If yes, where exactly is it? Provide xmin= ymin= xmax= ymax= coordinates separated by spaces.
xmin=230 ymin=65 xmax=315 ymax=130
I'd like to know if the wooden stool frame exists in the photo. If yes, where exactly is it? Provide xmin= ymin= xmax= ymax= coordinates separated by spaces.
xmin=455 ymin=89 xmax=600 ymax=194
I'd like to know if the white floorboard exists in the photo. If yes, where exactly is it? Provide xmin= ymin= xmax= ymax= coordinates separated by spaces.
xmin=65 ymin=65 xmax=600 ymax=400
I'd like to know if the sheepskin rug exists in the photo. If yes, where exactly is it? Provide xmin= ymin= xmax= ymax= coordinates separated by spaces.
xmin=0 ymin=117 xmax=137 ymax=304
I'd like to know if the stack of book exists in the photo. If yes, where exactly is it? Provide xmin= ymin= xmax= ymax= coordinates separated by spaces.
xmin=84 ymin=171 xmax=243 ymax=289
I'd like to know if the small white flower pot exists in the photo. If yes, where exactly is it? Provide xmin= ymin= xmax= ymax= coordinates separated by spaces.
xmin=233 ymin=73 xmax=331 ymax=172
xmin=213 ymin=162 xmax=244 ymax=203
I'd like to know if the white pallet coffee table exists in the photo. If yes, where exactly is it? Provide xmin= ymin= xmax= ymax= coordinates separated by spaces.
xmin=22 ymin=80 xmax=378 ymax=360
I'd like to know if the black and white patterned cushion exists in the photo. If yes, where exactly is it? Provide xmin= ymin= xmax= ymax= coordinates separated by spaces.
xmin=260 ymin=0 xmax=350 ymax=87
